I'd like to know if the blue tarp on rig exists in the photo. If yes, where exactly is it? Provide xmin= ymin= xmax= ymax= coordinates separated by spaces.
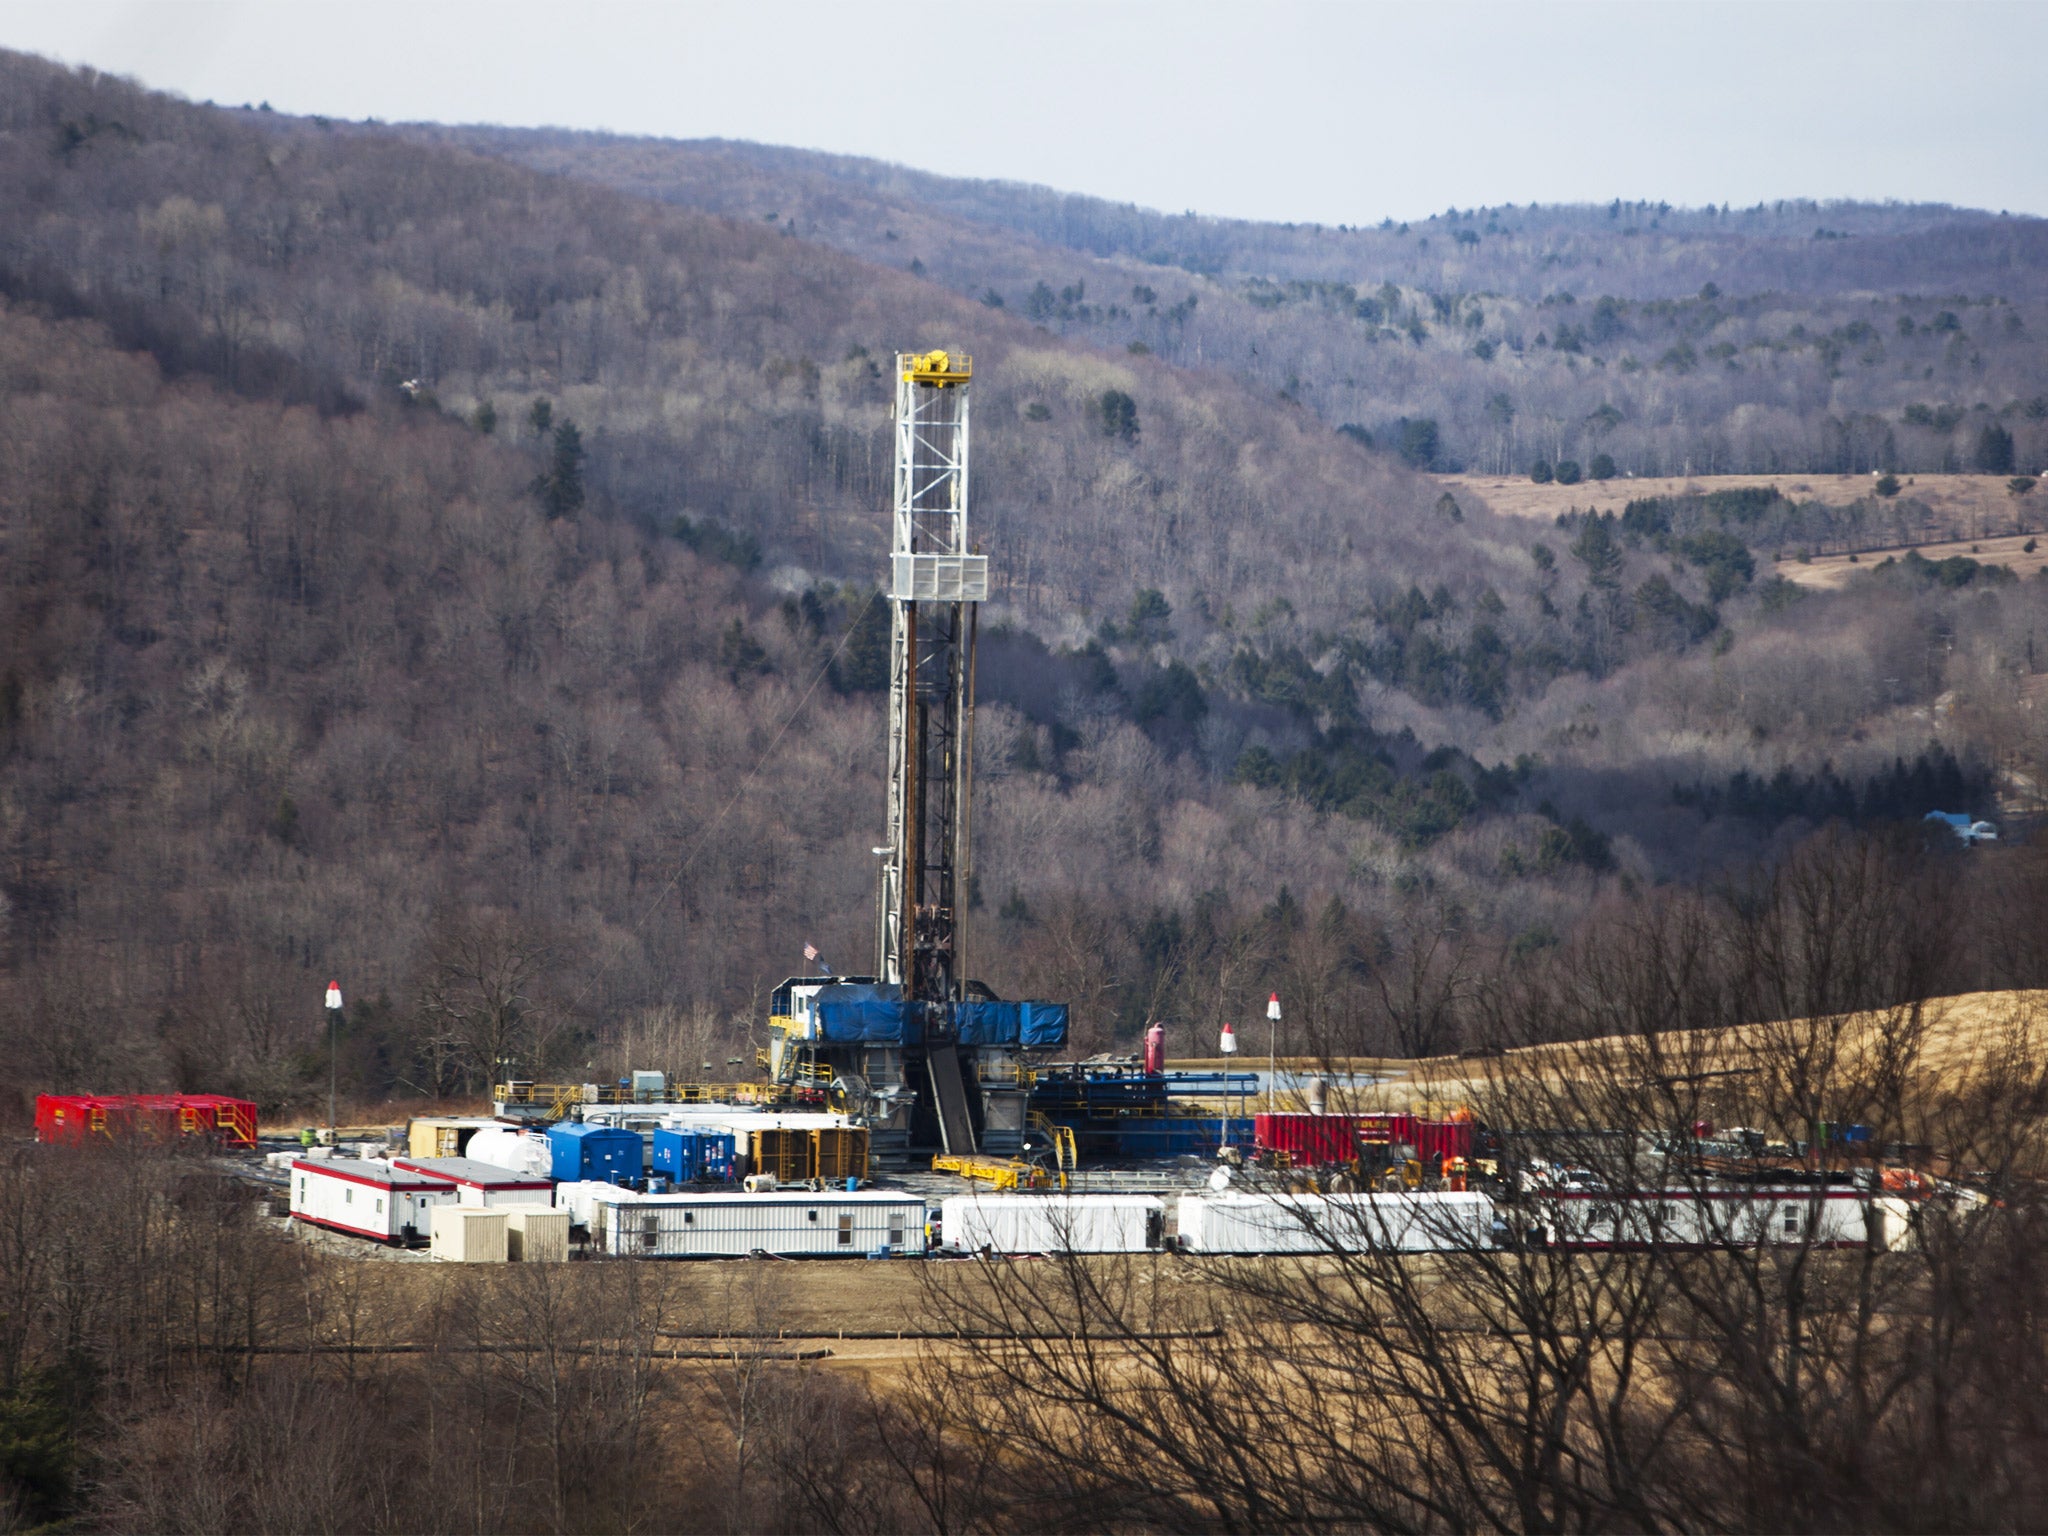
xmin=814 ymin=983 xmax=919 ymax=1044
xmin=1019 ymin=1002 xmax=1069 ymax=1049
xmin=954 ymin=1001 xmax=1022 ymax=1046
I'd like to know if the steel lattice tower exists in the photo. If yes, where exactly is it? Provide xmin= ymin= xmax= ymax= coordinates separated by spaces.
xmin=879 ymin=351 xmax=988 ymax=1004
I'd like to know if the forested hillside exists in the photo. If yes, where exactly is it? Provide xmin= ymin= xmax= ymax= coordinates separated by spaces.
xmin=5 ymin=53 xmax=2048 ymax=1114
xmin=429 ymin=127 xmax=2048 ymax=479
xmin=0 ymin=52 xmax=1563 ymax=1101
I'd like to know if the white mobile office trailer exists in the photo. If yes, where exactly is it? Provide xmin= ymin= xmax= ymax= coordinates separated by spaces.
xmin=940 ymin=1194 xmax=1164 ymax=1254
xmin=391 ymin=1155 xmax=555 ymax=1207
xmin=586 ymin=1188 xmax=928 ymax=1258
xmin=1177 ymin=1191 xmax=1494 ymax=1255
xmin=290 ymin=1158 xmax=457 ymax=1244
xmin=1517 ymin=1189 xmax=1876 ymax=1250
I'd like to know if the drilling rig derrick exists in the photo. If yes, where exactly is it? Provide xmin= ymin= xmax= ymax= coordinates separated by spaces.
xmin=881 ymin=350 xmax=985 ymax=1008
xmin=763 ymin=352 xmax=1066 ymax=1168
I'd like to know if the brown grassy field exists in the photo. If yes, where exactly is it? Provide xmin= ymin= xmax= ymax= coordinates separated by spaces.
xmin=276 ymin=1227 xmax=1241 ymax=1387
xmin=1775 ymin=530 xmax=2048 ymax=590
xmin=1333 ymin=988 xmax=2048 ymax=1115
xmin=1439 ymin=470 xmax=2032 ymax=541
xmin=1178 ymin=990 xmax=2048 ymax=1114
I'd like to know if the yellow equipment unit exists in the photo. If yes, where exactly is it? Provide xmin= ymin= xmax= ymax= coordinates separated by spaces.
xmin=933 ymin=1154 xmax=1048 ymax=1191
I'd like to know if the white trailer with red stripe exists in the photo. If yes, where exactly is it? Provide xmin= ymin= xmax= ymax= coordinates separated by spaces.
xmin=290 ymin=1158 xmax=458 ymax=1245
xmin=391 ymin=1156 xmax=555 ymax=1208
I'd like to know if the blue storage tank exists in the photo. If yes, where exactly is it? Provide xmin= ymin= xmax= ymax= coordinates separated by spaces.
xmin=652 ymin=1128 xmax=736 ymax=1183
xmin=547 ymin=1121 xmax=640 ymax=1185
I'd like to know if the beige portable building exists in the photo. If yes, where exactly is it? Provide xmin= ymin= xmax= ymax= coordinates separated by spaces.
xmin=407 ymin=1117 xmax=498 ymax=1160
xmin=506 ymin=1207 xmax=570 ymax=1262
xmin=430 ymin=1204 xmax=509 ymax=1263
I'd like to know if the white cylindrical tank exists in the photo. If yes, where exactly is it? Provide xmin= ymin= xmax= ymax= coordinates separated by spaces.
xmin=464 ymin=1126 xmax=552 ymax=1179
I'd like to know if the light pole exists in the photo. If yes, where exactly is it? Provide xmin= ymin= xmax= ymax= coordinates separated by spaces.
xmin=1267 ymin=992 xmax=1282 ymax=1113
xmin=324 ymin=980 xmax=343 ymax=1145
xmin=1219 ymin=1021 xmax=1237 ymax=1147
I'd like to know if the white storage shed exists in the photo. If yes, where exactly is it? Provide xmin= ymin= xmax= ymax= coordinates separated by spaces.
xmin=290 ymin=1158 xmax=457 ymax=1245
xmin=586 ymin=1188 xmax=928 ymax=1258
xmin=941 ymin=1194 xmax=1164 ymax=1254
xmin=1177 ymin=1191 xmax=1494 ymax=1255
xmin=391 ymin=1155 xmax=555 ymax=1207
xmin=431 ymin=1204 xmax=509 ymax=1263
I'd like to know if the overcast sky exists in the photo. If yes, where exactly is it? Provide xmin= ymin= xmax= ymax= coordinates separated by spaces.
xmin=4 ymin=1 xmax=2044 ymax=224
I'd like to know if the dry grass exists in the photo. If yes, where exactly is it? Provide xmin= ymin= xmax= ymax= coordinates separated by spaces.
xmin=1182 ymin=991 xmax=2048 ymax=1114
xmin=1775 ymin=530 xmax=2048 ymax=590
xmin=267 ymin=1096 xmax=493 ymax=1134
xmin=1439 ymin=470 xmax=2030 ymax=540
xmin=275 ymin=1231 xmax=1246 ymax=1386
xmin=1349 ymin=988 xmax=2048 ymax=1113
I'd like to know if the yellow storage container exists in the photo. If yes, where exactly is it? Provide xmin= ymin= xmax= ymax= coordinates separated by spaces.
xmin=751 ymin=1128 xmax=811 ymax=1183
xmin=506 ymin=1207 xmax=570 ymax=1262
xmin=812 ymin=1126 xmax=869 ymax=1182
xmin=407 ymin=1117 xmax=495 ymax=1160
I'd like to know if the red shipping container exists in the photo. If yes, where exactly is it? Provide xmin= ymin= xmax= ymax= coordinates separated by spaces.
xmin=127 ymin=1095 xmax=187 ymax=1141
xmin=35 ymin=1092 xmax=258 ymax=1149
xmin=1359 ymin=1113 xmax=1475 ymax=1164
xmin=1255 ymin=1113 xmax=1360 ymax=1166
xmin=34 ymin=1094 xmax=130 ymax=1145
xmin=172 ymin=1095 xmax=260 ymax=1148
xmin=1259 ymin=1111 xmax=1478 ymax=1168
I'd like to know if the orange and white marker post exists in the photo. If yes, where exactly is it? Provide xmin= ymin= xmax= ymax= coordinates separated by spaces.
xmin=1219 ymin=1022 xmax=1238 ymax=1148
xmin=1266 ymin=993 xmax=1282 ymax=1113
xmin=325 ymin=981 xmax=344 ymax=1144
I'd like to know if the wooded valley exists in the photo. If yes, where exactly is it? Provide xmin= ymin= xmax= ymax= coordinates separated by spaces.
xmin=3 ymin=53 xmax=2048 ymax=1113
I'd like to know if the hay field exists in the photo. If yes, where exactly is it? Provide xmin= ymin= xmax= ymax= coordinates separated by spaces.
xmin=1439 ymin=471 xmax=2028 ymax=539
xmin=1774 ymin=530 xmax=2048 ymax=590
xmin=1181 ymin=989 xmax=2048 ymax=1113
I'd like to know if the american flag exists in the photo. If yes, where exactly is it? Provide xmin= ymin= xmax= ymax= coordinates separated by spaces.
xmin=804 ymin=943 xmax=818 ymax=963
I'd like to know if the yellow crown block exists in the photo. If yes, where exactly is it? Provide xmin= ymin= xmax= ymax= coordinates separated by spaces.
xmin=903 ymin=349 xmax=972 ymax=386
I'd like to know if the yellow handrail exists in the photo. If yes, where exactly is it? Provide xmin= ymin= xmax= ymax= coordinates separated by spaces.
xmin=1026 ymin=1112 xmax=1077 ymax=1190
